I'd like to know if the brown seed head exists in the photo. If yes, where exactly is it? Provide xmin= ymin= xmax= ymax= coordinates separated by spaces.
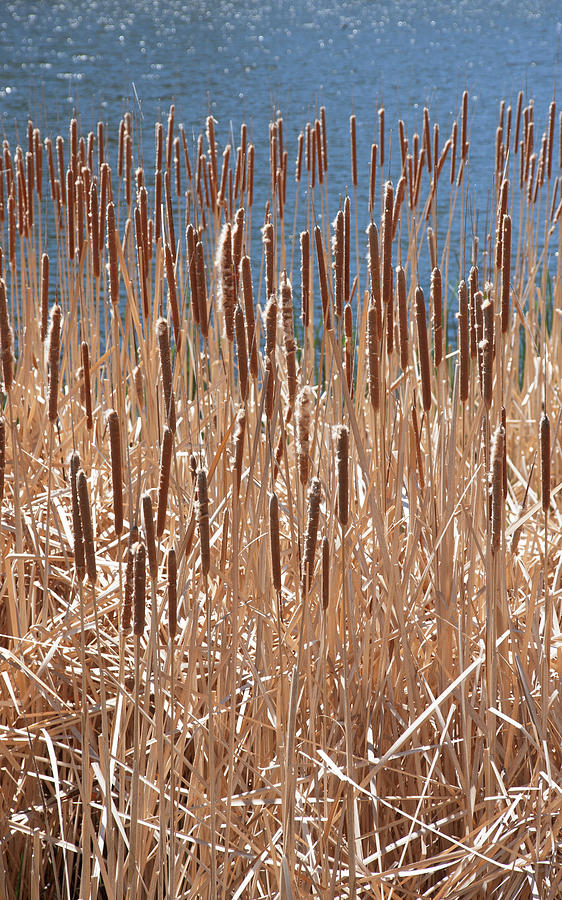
xmin=69 ymin=451 xmax=85 ymax=582
xmin=168 ymin=547 xmax=177 ymax=639
xmin=141 ymin=491 xmax=158 ymax=579
xmin=0 ymin=277 xmax=14 ymax=392
xmin=296 ymin=385 xmax=314 ymax=485
xmin=269 ymin=492 xmax=282 ymax=593
xmin=133 ymin=542 xmax=146 ymax=636
xmin=540 ymin=411 xmax=551 ymax=513
xmin=156 ymin=317 xmax=176 ymax=432
xmin=107 ymin=409 xmax=123 ymax=536
xmin=301 ymin=477 xmax=321 ymax=593
xmin=415 ymin=287 xmax=431 ymax=412
xmin=77 ymin=468 xmax=96 ymax=583
xmin=217 ymin=222 xmax=236 ymax=341
xmin=197 ymin=469 xmax=211 ymax=577
xmin=336 ymin=425 xmax=349 ymax=527
xmin=47 ymin=304 xmax=61 ymax=422
xmin=156 ymin=426 xmax=173 ymax=538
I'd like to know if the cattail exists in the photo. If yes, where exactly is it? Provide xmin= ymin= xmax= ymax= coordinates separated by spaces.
xmin=142 ymin=492 xmax=157 ymax=579
xmin=415 ymin=287 xmax=431 ymax=413
xmin=458 ymin=280 xmax=469 ymax=404
xmin=258 ymin=271 xmax=273 ymax=353
xmin=469 ymin=266 xmax=479 ymax=358
xmin=540 ymin=411 xmax=551 ymax=513
xmin=501 ymin=214 xmax=511 ymax=333
xmin=333 ymin=209 xmax=344 ymax=318
xmin=234 ymin=304 xmax=249 ymax=402
xmin=263 ymin=219 xmax=274 ymax=300
xmin=269 ymin=492 xmax=282 ymax=593
xmin=367 ymin=222 xmax=382 ymax=342
xmin=369 ymin=143 xmax=377 ymax=212
xmin=301 ymin=477 xmax=321 ymax=593
xmin=280 ymin=274 xmax=297 ymax=410
xmin=69 ymin=451 xmax=85 ymax=582
xmin=392 ymin=175 xmax=406 ymax=240
xmin=123 ymin=525 xmax=139 ymax=632
xmin=490 ymin=426 xmax=504 ymax=553
xmin=367 ymin=303 xmax=380 ymax=412
xmin=77 ymin=469 xmax=96 ymax=583
xmin=350 ymin=115 xmax=357 ymax=188
xmin=217 ymin=223 xmax=236 ymax=342
xmin=197 ymin=469 xmax=210 ymax=578
xmin=195 ymin=240 xmax=208 ymax=337
xmin=165 ymin=241 xmax=181 ymax=349
xmin=107 ymin=410 xmax=123 ymax=537
xmin=336 ymin=426 xmax=349 ymax=527
xmin=156 ymin=317 xmax=176 ymax=433
xmin=427 ymin=227 xmax=437 ymax=271
xmin=232 ymin=206 xmax=245 ymax=276
xmin=378 ymin=107 xmax=385 ymax=167
xmin=47 ymin=304 xmax=61 ymax=423
xmin=320 ymin=106 xmax=328 ymax=172
xmin=547 ymin=100 xmax=556 ymax=181
xmin=89 ymin=181 xmax=100 ymax=278
xmin=321 ymin=536 xmax=329 ymax=610
xmin=431 ymin=267 xmax=442 ymax=368
xmin=156 ymin=426 xmax=173 ymax=539
xmin=296 ymin=131 xmax=304 ymax=183
xmin=314 ymin=225 xmax=330 ymax=329
xmin=0 ymin=277 xmax=14 ymax=392
xmin=382 ymin=181 xmax=394 ymax=353
xmin=481 ymin=297 xmax=494 ymax=409
xmin=232 ymin=408 xmax=246 ymax=499
xmin=107 ymin=201 xmax=119 ymax=306
xmin=397 ymin=266 xmax=408 ymax=371
xmin=264 ymin=354 xmax=275 ymax=422
xmin=300 ymin=230 xmax=310 ymax=328
xmin=344 ymin=195 xmax=351 ymax=305
xmin=168 ymin=547 xmax=177 ymax=639
xmin=133 ymin=542 xmax=146 ymax=636
xmin=186 ymin=223 xmax=199 ymax=325
xmin=81 ymin=341 xmax=93 ymax=430
xmin=240 ymin=255 xmax=258 ymax=379
xmin=495 ymin=178 xmax=508 ymax=270
xmin=344 ymin=303 xmax=353 ymax=392
xmin=296 ymin=385 xmax=314 ymax=485
xmin=461 ymin=90 xmax=469 ymax=159
xmin=450 ymin=120 xmax=457 ymax=184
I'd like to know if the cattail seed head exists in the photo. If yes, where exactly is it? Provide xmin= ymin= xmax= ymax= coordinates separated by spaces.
xmin=107 ymin=201 xmax=120 ymax=305
xmin=232 ymin=407 xmax=246 ymax=498
xmin=296 ymin=385 xmax=314 ymax=485
xmin=123 ymin=524 xmax=139 ymax=633
xmin=107 ymin=409 xmax=123 ymax=537
xmin=0 ymin=278 xmax=14 ymax=392
xmin=481 ymin=298 xmax=494 ymax=409
xmin=141 ymin=491 xmax=158 ymax=580
xmin=415 ymin=287 xmax=431 ymax=413
xmin=301 ymin=477 xmax=321 ymax=593
xmin=382 ymin=181 xmax=394 ymax=354
xmin=269 ymin=492 xmax=282 ymax=593
xmin=265 ymin=296 xmax=277 ymax=362
xmin=540 ymin=411 xmax=551 ymax=513
xmin=197 ymin=469 xmax=211 ymax=577
xmin=264 ymin=354 xmax=275 ymax=422
xmin=168 ymin=547 xmax=177 ymax=639
xmin=133 ymin=542 xmax=146 ymax=636
xmin=217 ymin=222 xmax=236 ymax=341
xmin=241 ymin=255 xmax=258 ymax=380
xmin=367 ymin=221 xmax=382 ymax=342
xmin=501 ymin=214 xmax=511 ymax=333
xmin=69 ymin=451 xmax=85 ymax=582
xmin=156 ymin=317 xmax=176 ymax=432
xmin=262 ymin=219 xmax=274 ymax=301
xmin=40 ymin=253 xmax=49 ymax=342
xmin=367 ymin=303 xmax=380 ymax=412
xmin=333 ymin=209 xmax=344 ymax=318
xmin=80 ymin=341 xmax=93 ymax=430
xmin=336 ymin=425 xmax=349 ymax=527
xmin=314 ymin=225 xmax=331 ymax=329
xmin=397 ymin=266 xmax=409 ymax=371
xmin=47 ymin=304 xmax=61 ymax=422
xmin=300 ymin=230 xmax=310 ymax=328
xmin=431 ymin=267 xmax=442 ymax=368
xmin=156 ymin=426 xmax=173 ymax=539
xmin=195 ymin=240 xmax=208 ymax=337
xmin=77 ymin=468 xmax=96 ymax=583
xmin=280 ymin=274 xmax=297 ymax=410
xmin=458 ymin=280 xmax=469 ymax=404
xmin=234 ymin=304 xmax=249 ymax=402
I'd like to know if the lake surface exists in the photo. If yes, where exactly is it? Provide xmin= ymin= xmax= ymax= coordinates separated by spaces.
xmin=0 ymin=1 xmax=560 ymax=323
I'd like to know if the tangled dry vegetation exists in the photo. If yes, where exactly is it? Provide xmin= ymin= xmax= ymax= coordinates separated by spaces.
xmin=1 ymin=91 xmax=562 ymax=898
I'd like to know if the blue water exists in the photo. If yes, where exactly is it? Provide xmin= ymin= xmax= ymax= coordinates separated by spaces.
xmin=1 ymin=1 xmax=561 ymax=317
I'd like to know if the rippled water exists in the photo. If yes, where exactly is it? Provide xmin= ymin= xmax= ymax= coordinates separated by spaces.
xmin=1 ymin=1 xmax=560 ymax=320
